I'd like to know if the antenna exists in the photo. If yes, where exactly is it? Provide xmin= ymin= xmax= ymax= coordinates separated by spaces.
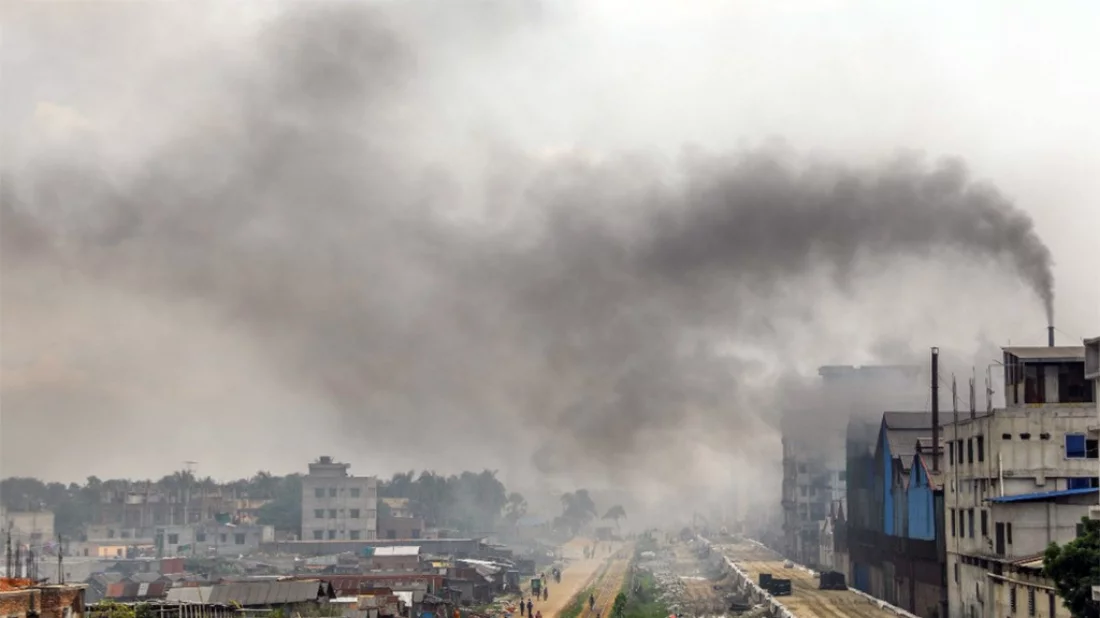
xmin=969 ymin=369 xmax=976 ymax=420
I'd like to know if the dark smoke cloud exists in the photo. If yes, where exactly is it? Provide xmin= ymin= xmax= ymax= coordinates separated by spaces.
xmin=1 ymin=2 xmax=1055 ymax=490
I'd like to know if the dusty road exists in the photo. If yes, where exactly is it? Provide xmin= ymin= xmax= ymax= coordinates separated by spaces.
xmin=517 ymin=538 xmax=626 ymax=618
xmin=716 ymin=541 xmax=900 ymax=618
xmin=578 ymin=543 xmax=632 ymax=618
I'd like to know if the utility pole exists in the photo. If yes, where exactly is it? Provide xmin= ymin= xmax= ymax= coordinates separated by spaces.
xmin=932 ymin=347 xmax=940 ymax=472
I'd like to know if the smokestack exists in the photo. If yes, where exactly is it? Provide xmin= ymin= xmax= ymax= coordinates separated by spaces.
xmin=1048 ymin=326 xmax=1055 ymax=347
xmin=931 ymin=347 xmax=940 ymax=473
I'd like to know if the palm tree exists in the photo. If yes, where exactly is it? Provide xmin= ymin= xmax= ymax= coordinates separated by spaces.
xmin=602 ymin=505 xmax=626 ymax=531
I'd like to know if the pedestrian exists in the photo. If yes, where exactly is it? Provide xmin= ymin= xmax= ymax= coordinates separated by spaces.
xmin=588 ymin=595 xmax=595 ymax=610
xmin=527 ymin=600 xmax=533 ymax=616
xmin=543 ymin=587 xmax=548 ymax=601
xmin=519 ymin=601 xmax=525 ymax=616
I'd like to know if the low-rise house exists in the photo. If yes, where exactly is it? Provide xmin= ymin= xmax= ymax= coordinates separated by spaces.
xmin=366 ymin=546 xmax=421 ymax=572
xmin=377 ymin=516 xmax=424 ymax=540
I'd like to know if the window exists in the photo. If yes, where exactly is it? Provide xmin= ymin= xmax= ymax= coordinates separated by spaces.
xmin=235 ymin=533 xmax=245 ymax=545
xmin=967 ymin=438 xmax=974 ymax=463
xmin=168 ymin=533 xmax=179 ymax=545
xmin=1027 ymin=589 xmax=1035 ymax=616
xmin=315 ymin=487 xmax=325 ymax=498
xmin=949 ymin=442 xmax=955 ymax=464
xmin=387 ymin=529 xmax=397 ymax=539
xmin=1020 ymin=432 xmax=1031 ymax=440
xmin=1002 ymin=433 xmax=1012 ymax=440
xmin=350 ymin=530 xmax=361 ymax=540
xmin=313 ymin=530 xmax=324 ymax=540
xmin=220 ymin=534 xmax=227 ymax=543
xmin=328 ymin=509 xmax=337 ymax=519
xmin=1089 ymin=438 xmax=1100 ymax=459
xmin=327 ymin=530 xmax=337 ymax=539
xmin=799 ymin=486 xmax=807 ymax=496
xmin=1066 ymin=434 xmax=1088 ymax=458
xmin=315 ymin=509 xmax=325 ymax=519
xmin=196 ymin=532 xmax=206 ymax=543
xmin=1067 ymin=477 xmax=1100 ymax=490
xmin=1049 ymin=593 xmax=1056 ymax=617
xmin=950 ymin=509 xmax=956 ymax=537
xmin=350 ymin=509 xmax=361 ymax=519
xmin=968 ymin=509 xmax=975 ymax=538
xmin=1007 ymin=522 xmax=1013 ymax=544
xmin=954 ymin=563 xmax=959 ymax=583
xmin=977 ymin=436 xmax=985 ymax=462
xmin=980 ymin=510 xmax=988 ymax=537
xmin=412 ymin=529 xmax=421 ymax=539
xmin=1010 ymin=587 xmax=1017 ymax=612
xmin=350 ymin=488 xmax=361 ymax=498
xmin=329 ymin=488 xmax=337 ymax=497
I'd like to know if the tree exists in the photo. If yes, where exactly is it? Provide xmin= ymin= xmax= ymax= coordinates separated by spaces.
xmin=256 ymin=474 xmax=302 ymax=533
xmin=1045 ymin=517 xmax=1100 ymax=618
xmin=503 ymin=492 xmax=528 ymax=527
xmin=602 ymin=505 xmax=626 ymax=530
xmin=559 ymin=490 xmax=598 ymax=535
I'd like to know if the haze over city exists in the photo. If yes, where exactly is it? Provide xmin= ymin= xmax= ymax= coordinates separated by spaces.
xmin=2 ymin=0 xmax=1098 ymax=522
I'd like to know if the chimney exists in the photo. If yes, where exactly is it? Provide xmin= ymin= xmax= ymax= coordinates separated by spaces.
xmin=931 ymin=347 xmax=940 ymax=472
xmin=1048 ymin=326 xmax=1055 ymax=347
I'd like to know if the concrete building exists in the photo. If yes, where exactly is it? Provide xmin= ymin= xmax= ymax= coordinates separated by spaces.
xmin=780 ymin=435 xmax=845 ymax=567
xmin=781 ymin=364 xmax=925 ymax=570
xmin=1 ymin=508 xmax=56 ymax=546
xmin=154 ymin=522 xmax=274 ymax=556
xmin=944 ymin=345 xmax=1097 ymax=618
xmin=301 ymin=457 xmax=378 ymax=542
xmin=366 ymin=545 xmax=422 ymax=572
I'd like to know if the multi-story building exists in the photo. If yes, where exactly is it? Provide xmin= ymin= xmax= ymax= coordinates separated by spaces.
xmin=780 ymin=435 xmax=845 ymax=567
xmin=301 ymin=456 xmax=378 ymax=542
xmin=945 ymin=344 xmax=1097 ymax=618
xmin=780 ymin=364 xmax=924 ymax=570
xmin=0 ymin=507 xmax=55 ymax=547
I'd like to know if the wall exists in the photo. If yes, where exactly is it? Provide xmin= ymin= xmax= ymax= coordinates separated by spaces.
xmin=367 ymin=555 xmax=421 ymax=572
xmin=377 ymin=516 xmax=425 ymax=540
xmin=0 ymin=585 xmax=85 ymax=618
xmin=989 ymin=568 xmax=1068 ymax=618
xmin=1 ymin=509 xmax=56 ymax=545
xmin=906 ymin=462 xmax=936 ymax=541
xmin=990 ymin=498 xmax=1094 ymax=558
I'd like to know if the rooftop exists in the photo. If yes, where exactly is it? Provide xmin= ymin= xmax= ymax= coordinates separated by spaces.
xmin=1003 ymin=346 xmax=1085 ymax=362
xmin=371 ymin=546 xmax=420 ymax=557
xmin=987 ymin=487 xmax=1099 ymax=503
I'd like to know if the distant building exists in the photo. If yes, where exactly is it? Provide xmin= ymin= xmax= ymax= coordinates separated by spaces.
xmin=380 ymin=498 xmax=413 ymax=518
xmin=301 ymin=457 xmax=378 ymax=542
xmin=945 ymin=345 xmax=1097 ymax=618
xmin=0 ymin=508 xmax=55 ymax=546
xmin=154 ymin=522 xmax=274 ymax=556
xmin=377 ymin=516 xmax=424 ymax=540
xmin=782 ymin=364 xmax=924 ymax=569
xmin=366 ymin=545 xmax=422 ymax=572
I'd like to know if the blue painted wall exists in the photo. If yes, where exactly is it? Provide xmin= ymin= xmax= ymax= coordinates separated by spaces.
xmin=853 ymin=562 xmax=871 ymax=593
xmin=906 ymin=458 xmax=936 ymax=540
xmin=880 ymin=426 xmax=895 ymax=535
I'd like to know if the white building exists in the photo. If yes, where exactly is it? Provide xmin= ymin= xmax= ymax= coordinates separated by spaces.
xmin=0 ymin=508 xmax=55 ymax=547
xmin=945 ymin=345 xmax=1097 ymax=618
xmin=301 ymin=456 xmax=378 ymax=542
xmin=157 ymin=522 xmax=274 ymax=556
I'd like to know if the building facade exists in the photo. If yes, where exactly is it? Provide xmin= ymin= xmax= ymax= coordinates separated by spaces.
xmin=841 ymin=411 xmax=946 ymax=618
xmin=944 ymin=345 xmax=1096 ymax=618
xmin=301 ymin=456 xmax=378 ymax=542
xmin=0 ymin=508 xmax=55 ymax=547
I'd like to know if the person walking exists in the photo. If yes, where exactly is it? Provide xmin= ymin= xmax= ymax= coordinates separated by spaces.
xmin=526 ymin=599 xmax=533 ymax=616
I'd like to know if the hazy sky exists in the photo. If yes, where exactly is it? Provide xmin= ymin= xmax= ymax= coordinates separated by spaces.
xmin=1 ymin=1 xmax=1097 ymax=514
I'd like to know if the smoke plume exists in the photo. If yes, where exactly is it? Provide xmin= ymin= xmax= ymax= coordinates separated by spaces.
xmin=1 ymin=2 xmax=1055 ymax=492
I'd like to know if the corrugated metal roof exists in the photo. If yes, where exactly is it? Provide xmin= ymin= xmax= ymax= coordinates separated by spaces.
xmin=1003 ymin=346 xmax=1085 ymax=361
xmin=207 ymin=580 xmax=325 ymax=606
xmin=372 ymin=546 xmax=420 ymax=557
xmin=166 ymin=586 xmax=213 ymax=603
xmin=988 ymin=487 xmax=1099 ymax=503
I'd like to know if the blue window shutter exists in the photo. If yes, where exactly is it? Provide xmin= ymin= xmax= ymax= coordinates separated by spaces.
xmin=1066 ymin=434 xmax=1087 ymax=458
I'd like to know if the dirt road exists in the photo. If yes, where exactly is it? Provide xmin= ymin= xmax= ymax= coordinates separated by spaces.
xmin=578 ymin=543 xmax=632 ymax=618
xmin=716 ymin=541 xmax=900 ymax=618
xmin=521 ymin=538 xmax=625 ymax=618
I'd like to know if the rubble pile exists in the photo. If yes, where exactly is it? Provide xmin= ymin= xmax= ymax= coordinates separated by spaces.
xmin=636 ymin=540 xmax=763 ymax=618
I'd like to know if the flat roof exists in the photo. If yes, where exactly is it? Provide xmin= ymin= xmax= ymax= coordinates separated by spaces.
xmin=987 ymin=487 xmax=1098 ymax=503
xmin=1003 ymin=346 xmax=1085 ymax=361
